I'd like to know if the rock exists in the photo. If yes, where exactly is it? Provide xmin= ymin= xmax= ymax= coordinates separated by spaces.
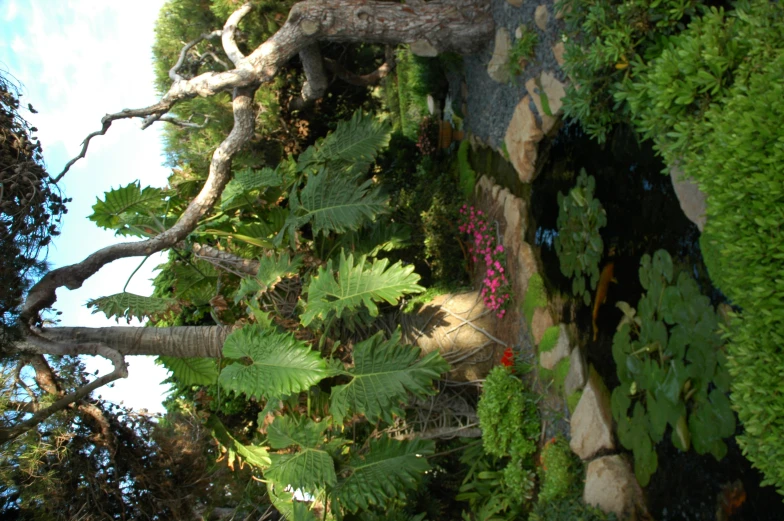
xmin=670 ymin=164 xmax=707 ymax=232
xmin=526 ymin=72 xmax=567 ymax=135
xmin=502 ymin=194 xmax=527 ymax=247
xmin=535 ymin=5 xmax=549 ymax=31
xmin=584 ymin=455 xmax=647 ymax=519
xmin=507 ymin=0 xmax=524 ymax=6
xmin=531 ymin=307 xmax=555 ymax=345
xmin=410 ymin=39 xmax=438 ymax=57
xmin=552 ymin=41 xmax=565 ymax=66
xmin=570 ymin=366 xmax=615 ymax=459
xmin=461 ymin=81 xmax=468 ymax=100
xmin=487 ymin=28 xmax=512 ymax=84
xmin=539 ymin=324 xmax=570 ymax=370
xmin=412 ymin=291 xmax=498 ymax=381
xmin=555 ymin=2 xmax=571 ymax=19
xmin=491 ymin=184 xmax=501 ymax=200
xmin=504 ymin=96 xmax=544 ymax=183
xmin=564 ymin=346 xmax=587 ymax=396
xmin=525 ymin=77 xmax=557 ymax=135
xmin=518 ymin=242 xmax=538 ymax=284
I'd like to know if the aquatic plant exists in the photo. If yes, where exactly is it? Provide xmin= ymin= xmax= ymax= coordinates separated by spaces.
xmin=459 ymin=205 xmax=512 ymax=318
xmin=611 ymin=250 xmax=733 ymax=486
xmin=554 ymin=170 xmax=607 ymax=306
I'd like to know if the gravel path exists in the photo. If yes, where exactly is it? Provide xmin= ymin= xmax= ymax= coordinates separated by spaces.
xmin=461 ymin=0 xmax=568 ymax=149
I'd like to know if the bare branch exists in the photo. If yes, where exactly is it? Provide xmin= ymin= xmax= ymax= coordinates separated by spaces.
xmin=158 ymin=114 xmax=211 ymax=129
xmin=25 ymin=87 xmax=257 ymax=323
xmin=195 ymin=50 xmax=230 ymax=70
xmin=192 ymin=242 xmax=259 ymax=276
xmin=170 ymin=29 xmax=222 ymax=81
xmin=222 ymin=2 xmax=253 ymax=66
xmin=290 ymin=44 xmax=329 ymax=111
xmin=0 ymin=345 xmax=127 ymax=445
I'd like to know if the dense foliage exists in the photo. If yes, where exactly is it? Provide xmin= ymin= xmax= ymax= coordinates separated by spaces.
xmin=0 ymin=73 xmax=68 ymax=347
xmin=611 ymin=250 xmax=733 ymax=486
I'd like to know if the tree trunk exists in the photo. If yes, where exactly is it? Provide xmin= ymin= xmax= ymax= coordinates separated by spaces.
xmin=23 ymin=326 xmax=232 ymax=358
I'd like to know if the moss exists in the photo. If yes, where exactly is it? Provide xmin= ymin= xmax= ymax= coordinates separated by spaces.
xmin=538 ymin=325 xmax=561 ymax=354
xmin=457 ymin=140 xmax=476 ymax=200
xmin=567 ymin=390 xmax=582 ymax=414
xmin=552 ymin=357 xmax=571 ymax=396
xmin=523 ymin=273 xmax=547 ymax=326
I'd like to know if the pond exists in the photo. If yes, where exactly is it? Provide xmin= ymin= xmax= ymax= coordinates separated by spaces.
xmin=470 ymin=122 xmax=784 ymax=520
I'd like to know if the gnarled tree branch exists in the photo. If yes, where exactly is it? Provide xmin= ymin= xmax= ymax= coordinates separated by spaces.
xmin=324 ymin=45 xmax=397 ymax=87
xmin=290 ymin=44 xmax=329 ymax=111
xmin=222 ymin=2 xmax=252 ymax=66
xmin=170 ymin=29 xmax=223 ymax=82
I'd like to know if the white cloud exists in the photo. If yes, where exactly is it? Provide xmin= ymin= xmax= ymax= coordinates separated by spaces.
xmin=3 ymin=0 xmax=18 ymax=22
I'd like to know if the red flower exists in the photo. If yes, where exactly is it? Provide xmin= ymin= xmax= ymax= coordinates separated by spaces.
xmin=501 ymin=347 xmax=514 ymax=367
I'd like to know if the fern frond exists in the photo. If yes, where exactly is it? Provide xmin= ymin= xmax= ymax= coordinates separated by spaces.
xmin=86 ymin=292 xmax=178 ymax=323
xmin=297 ymin=111 xmax=391 ymax=176
xmin=329 ymin=330 xmax=449 ymax=424
xmin=89 ymin=181 xmax=166 ymax=230
xmin=159 ymin=357 xmax=219 ymax=386
xmin=331 ymin=437 xmax=434 ymax=513
xmin=219 ymin=325 xmax=328 ymax=399
xmin=301 ymin=251 xmax=424 ymax=327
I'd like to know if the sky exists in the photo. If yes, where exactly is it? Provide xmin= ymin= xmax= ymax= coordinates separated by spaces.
xmin=0 ymin=0 xmax=175 ymax=413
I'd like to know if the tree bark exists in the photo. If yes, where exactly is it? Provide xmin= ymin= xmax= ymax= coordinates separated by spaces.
xmin=22 ymin=326 xmax=233 ymax=358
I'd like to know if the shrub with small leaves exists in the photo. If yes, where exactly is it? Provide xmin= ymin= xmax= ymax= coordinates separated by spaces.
xmin=507 ymin=26 xmax=538 ymax=79
xmin=538 ymin=437 xmax=579 ymax=504
xmin=554 ymin=170 xmax=606 ymax=306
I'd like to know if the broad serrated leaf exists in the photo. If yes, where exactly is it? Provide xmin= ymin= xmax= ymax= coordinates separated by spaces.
xmin=220 ymin=167 xmax=283 ymax=210
xmin=171 ymin=260 xmax=219 ymax=305
xmin=301 ymin=251 xmax=424 ymax=327
xmin=86 ymin=292 xmax=178 ymax=323
xmin=267 ymin=483 xmax=318 ymax=521
xmin=329 ymin=329 xmax=449 ymax=424
xmin=331 ymin=437 xmax=433 ymax=513
xmin=297 ymin=111 xmax=391 ymax=175
xmin=219 ymin=325 xmax=328 ymax=399
xmin=282 ymin=169 xmax=388 ymax=243
xmin=159 ymin=356 xmax=219 ymax=386
xmin=235 ymin=252 xmax=303 ymax=303
xmin=265 ymin=417 xmax=336 ymax=491
xmin=267 ymin=415 xmax=328 ymax=450
xmin=89 ymin=181 xmax=166 ymax=230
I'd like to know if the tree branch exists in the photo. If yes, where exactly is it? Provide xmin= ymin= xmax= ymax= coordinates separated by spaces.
xmin=192 ymin=242 xmax=260 ymax=275
xmin=222 ymin=2 xmax=253 ymax=66
xmin=290 ymin=44 xmax=329 ymax=111
xmin=0 ymin=346 xmax=127 ymax=445
xmin=24 ymin=87 xmax=257 ymax=324
xmin=170 ymin=30 xmax=223 ymax=81
xmin=158 ymin=114 xmax=212 ymax=129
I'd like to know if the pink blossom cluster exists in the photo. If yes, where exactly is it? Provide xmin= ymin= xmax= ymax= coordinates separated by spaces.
xmin=458 ymin=205 xmax=512 ymax=319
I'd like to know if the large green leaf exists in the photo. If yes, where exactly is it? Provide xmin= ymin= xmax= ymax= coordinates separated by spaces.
xmin=280 ymin=169 xmax=388 ymax=245
xmin=265 ymin=416 xmax=337 ymax=491
xmin=220 ymin=166 xmax=283 ymax=210
xmin=301 ymin=251 xmax=424 ymax=327
xmin=219 ymin=325 xmax=328 ymax=399
xmin=170 ymin=260 xmax=219 ymax=305
xmin=235 ymin=252 xmax=303 ymax=303
xmin=89 ymin=181 xmax=166 ymax=230
xmin=159 ymin=357 xmax=219 ymax=386
xmin=329 ymin=330 xmax=449 ymax=424
xmin=86 ymin=292 xmax=178 ymax=323
xmin=267 ymin=483 xmax=318 ymax=521
xmin=206 ymin=415 xmax=270 ymax=471
xmin=297 ymin=110 xmax=391 ymax=175
xmin=331 ymin=437 xmax=433 ymax=513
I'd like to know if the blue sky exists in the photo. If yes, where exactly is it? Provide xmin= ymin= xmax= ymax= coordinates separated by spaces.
xmin=1 ymin=0 xmax=174 ymax=413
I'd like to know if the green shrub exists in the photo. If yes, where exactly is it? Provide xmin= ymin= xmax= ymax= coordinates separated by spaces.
xmin=538 ymin=437 xmax=579 ymax=504
xmin=478 ymin=367 xmax=540 ymax=462
xmin=556 ymin=0 xmax=701 ymax=142
xmin=457 ymin=443 xmax=530 ymax=520
xmin=617 ymin=0 xmax=784 ymax=495
xmin=529 ymin=492 xmax=615 ymax=521
xmin=611 ymin=250 xmax=733 ymax=486
xmin=457 ymin=140 xmax=476 ymax=200
xmin=507 ymin=26 xmax=538 ymax=78
xmin=554 ymin=170 xmax=607 ymax=306
xmin=395 ymin=47 xmax=440 ymax=139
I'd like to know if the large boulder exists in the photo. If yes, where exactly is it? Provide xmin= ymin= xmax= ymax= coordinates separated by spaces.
xmin=564 ymin=345 xmax=587 ymax=396
xmin=539 ymin=323 xmax=570 ymax=370
xmin=584 ymin=455 xmax=647 ymax=520
xmin=487 ymin=28 xmax=512 ymax=84
xmin=670 ymin=164 xmax=707 ymax=232
xmin=411 ymin=291 xmax=499 ymax=381
xmin=504 ymin=96 xmax=544 ymax=183
xmin=526 ymin=71 xmax=567 ymax=135
xmin=570 ymin=366 xmax=615 ymax=459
